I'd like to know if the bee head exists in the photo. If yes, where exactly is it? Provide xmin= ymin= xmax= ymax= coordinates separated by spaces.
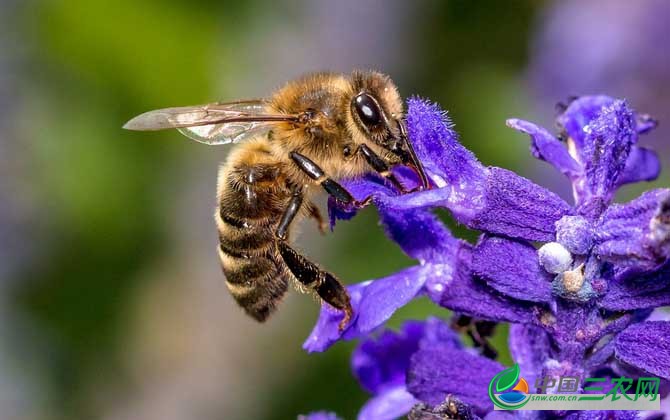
xmin=348 ymin=70 xmax=404 ymax=150
xmin=349 ymin=70 xmax=430 ymax=189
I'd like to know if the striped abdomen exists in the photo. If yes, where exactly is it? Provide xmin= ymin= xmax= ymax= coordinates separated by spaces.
xmin=215 ymin=142 xmax=294 ymax=321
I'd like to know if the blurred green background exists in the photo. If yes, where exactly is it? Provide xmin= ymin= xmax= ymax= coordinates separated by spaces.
xmin=1 ymin=1 xmax=668 ymax=419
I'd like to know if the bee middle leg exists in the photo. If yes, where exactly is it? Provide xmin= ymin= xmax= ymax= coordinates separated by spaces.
xmin=306 ymin=202 xmax=327 ymax=234
xmin=275 ymin=188 xmax=352 ymax=330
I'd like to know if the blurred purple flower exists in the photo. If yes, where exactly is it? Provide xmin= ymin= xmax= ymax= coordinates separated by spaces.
xmin=298 ymin=411 xmax=342 ymax=420
xmin=529 ymin=0 xmax=670 ymax=151
xmin=304 ymin=96 xmax=670 ymax=419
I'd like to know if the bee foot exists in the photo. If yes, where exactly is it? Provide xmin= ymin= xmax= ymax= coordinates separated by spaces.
xmin=338 ymin=307 xmax=353 ymax=332
xmin=352 ymin=196 xmax=372 ymax=208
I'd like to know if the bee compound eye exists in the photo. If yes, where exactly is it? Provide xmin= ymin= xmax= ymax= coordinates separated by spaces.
xmin=353 ymin=93 xmax=382 ymax=128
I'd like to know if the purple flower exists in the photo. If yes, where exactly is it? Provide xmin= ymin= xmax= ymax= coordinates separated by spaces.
xmin=304 ymin=96 xmax=670 ymax=419
xmin=352 ymin=318 xmax=443 ymax=420
xmin=298 ymin=411 xmax=342 ymax=420
xmin=351 ymin=317 xmax=502 ymax=419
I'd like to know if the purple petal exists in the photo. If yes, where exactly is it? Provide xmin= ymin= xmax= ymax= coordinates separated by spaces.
xmin=436 ymin=275 xmax=538 ymax=324
xmin=352 ymin=317 xmax=461 ymax=395
xmin=564 ymin=411 xmax=639 ymax=420
xmin=594 ymin=189 xmax=670 ymax=272
xmin=328 ymin=174 xmax=390 ymax=229
xmin=335 ymin=167 xmax=572 ymax=245
xmin=339 ymin=174 xmax=391 ymax=202
xmin=360 ymin=181 xmax=464 ymax=213
xmin=472 ymin=236 xmax=553 ymax=303
xmin=558 ymin=95 xmax=656 ymax=149
xmin=377 ymin=198 xmax=463 ymax=264
xmin=357 ymin=386 xmax=417 ymax=420
xmin=303 ymin=282 xmax=369 ymax=353
xmin=635 ymin=114 xmax=658 ymax=135
xmin=483 ymin=412 xmax=517 ymax=420
xmin=298 ymin=412 xmax=342 ymax=420
xmin=304 ymin=264 xmax=438 ymax=352
xmin=328 ymin=195 xmax=358 ymax=230
xmin=329 ymin=171 xmax=464 ymax=264
xmin=353 ymin=319 xmax=461 ymax=420
xmin=392 ymin=165 xmax=423 ymax=190
xmin=586 ymin=339 xmax=616 ymax=371
xmin=328 ymin=170 xmax=427 ymax=229
xmin=428 ymin=249 xmax=537 ymax=324
xmin=509 ymin=323 xmax=552 ymax=389
xmin=417 ymin=316 xmax=463 ymax=350
xmin=555 ymin=215 xmax=593 ymax=255
xmin=406 ymin=97 xmax=487 ymax=195
xmin=617 ymin=146 xmax=661 ymax=186
xmin=615 ymin=321 xmax=670 ymax=380
xmin=558 ymin=95 xmax=616 ymax=149
xmin=356 ymin=265 xmax=431 ymax=333
xmin=599 ymin=262 xmax=670 ymax=311
xmin=468 ymin=167 xmax=572 ymax=242
xmin=407 ymin=344 xmax=504 ymax=415
xmin=506 ymin=118 xmax=581 ymax=179
xmin=575 ymin=100 xmax=637 ymax=216
xmin=352 ymin=321 xmax=426 ymax=394
xmin=404 ymin=97 xmax=488 ymax=222
xmin=555 ymin=96 xmax=658 ymax=213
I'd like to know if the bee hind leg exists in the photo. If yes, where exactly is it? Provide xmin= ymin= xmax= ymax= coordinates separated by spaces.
xmin=277 ymin=241 xmax=352 ymax=331
xmin=274 ymin=194 xmax=351 ymax=330
xmin=276 ymin=161 xmax=353 ymax=330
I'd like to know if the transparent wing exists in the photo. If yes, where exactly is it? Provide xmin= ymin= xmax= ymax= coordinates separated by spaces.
xmin=176 ymin=119 xmax=277 ymax=145
xmin=123 ymin=100 xmax=298 ymax=145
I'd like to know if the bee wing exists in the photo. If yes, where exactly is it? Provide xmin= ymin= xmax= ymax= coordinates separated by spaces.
xmin=123 ymin=100 xmax=298 ymax=145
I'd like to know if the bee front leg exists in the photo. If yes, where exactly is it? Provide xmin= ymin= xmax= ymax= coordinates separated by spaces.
xmin=289 ymin=151 xmax=371 ymax=208
xmin=357 ymin=144 xmax=409 ymax=193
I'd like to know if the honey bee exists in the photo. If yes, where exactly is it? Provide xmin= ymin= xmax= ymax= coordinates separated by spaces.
xmin=123 ymin=71 xmax=428 ymax=330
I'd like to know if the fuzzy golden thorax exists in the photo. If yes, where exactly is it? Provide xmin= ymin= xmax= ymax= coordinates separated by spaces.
xmin=267 ymin=71 xmax=404 ymax=183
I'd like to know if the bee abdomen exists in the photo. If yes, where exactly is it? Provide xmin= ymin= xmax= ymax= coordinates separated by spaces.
xmin=218 ymin=244 xmax=288 ymax=321
xmin=217 ymin=209 xmax=275 ymax=253
xmin=217 ymin=204 xmax=288 ymax=320
xmin=216 ymin=154 xmax=292 ymax=321
xmin=220 ymin=165 xmax=286 ymax=220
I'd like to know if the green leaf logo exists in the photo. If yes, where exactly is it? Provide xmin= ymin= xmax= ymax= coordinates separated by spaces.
xmin=488 ymin=364 xmax=529 ymax=410
xmin=494 ymin=364 xmax=520 ymax=393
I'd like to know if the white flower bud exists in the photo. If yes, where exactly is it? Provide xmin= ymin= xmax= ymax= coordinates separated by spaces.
xmin=538 ymin=242 xmax=573 ymax=274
